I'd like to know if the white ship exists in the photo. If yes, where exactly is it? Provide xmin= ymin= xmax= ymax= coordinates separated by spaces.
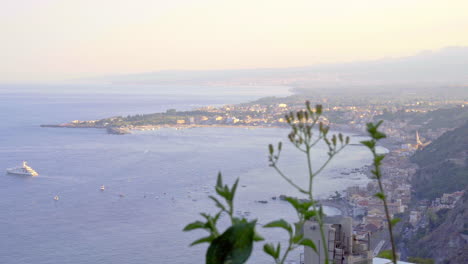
xmin=6 ymin=161 xmax=39 ymax=176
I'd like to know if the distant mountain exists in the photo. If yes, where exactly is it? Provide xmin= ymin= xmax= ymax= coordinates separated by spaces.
xmin=304 ymin=46 xmax=468 ymax=85
xmin=85 ymin=46 xmax=468 ymax=88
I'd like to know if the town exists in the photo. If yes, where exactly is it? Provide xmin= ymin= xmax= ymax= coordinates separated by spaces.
xmin=42 ymin=94 xmax=467 ymax=261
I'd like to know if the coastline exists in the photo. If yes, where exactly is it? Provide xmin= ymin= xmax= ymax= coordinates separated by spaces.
xmin=41 ymin=123 xmax=286 ymax=134
xmin=41 ymin=122 xmax=370 ymax=136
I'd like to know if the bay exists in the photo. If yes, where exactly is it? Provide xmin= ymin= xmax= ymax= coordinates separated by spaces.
xmin=0 ymin=85 xmax=372 ymax=264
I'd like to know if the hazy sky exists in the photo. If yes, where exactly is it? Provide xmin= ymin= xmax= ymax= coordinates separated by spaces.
xmin=1 ymin=0 xmax=468 ymax=82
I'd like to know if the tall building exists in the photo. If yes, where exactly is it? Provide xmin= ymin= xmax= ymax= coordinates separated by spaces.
xmin=303 ymin=216 xmax=373 ymax=264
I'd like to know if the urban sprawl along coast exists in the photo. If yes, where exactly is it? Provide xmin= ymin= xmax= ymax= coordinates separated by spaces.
xmin=41 ymin=93 xmax=467 ymax=253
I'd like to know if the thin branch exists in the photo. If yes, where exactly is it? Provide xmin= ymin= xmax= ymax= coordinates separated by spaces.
xmin=272 ymin=164 xmax=308 ymax=194
xmin=309 ymin=134 xmax=323 ymax=149
xmin=313 ymin=146 xmax=346 ymax=177
xmin=306 ymin=147 xmax=314 ymax=194
xmin=279 ymin=237 xmax=294 ymax=264
xmin=293 ymin=145 xmax=307 ymax=153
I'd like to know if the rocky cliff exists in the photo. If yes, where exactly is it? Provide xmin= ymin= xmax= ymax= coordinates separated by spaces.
xmin=405 ymin=122 xmax=468 ymax=263
xmin=409 ymin=191 xmax=468 ymax=263
xmin=411 ymin=121 xmax=468 ymax=200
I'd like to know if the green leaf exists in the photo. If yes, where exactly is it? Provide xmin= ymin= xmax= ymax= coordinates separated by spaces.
xmin=286 ymin=197 xmax=314 ymax=215
xmin=199 ymin=213 xmax=220 ymax=233
xmin=299 ymin=201 xmax=314 ymax=212
xmin=390 ymin=218 xmax=401 ymax=227
xmin=230 ymin=178 xmax=240 ymax=202
xmin=374 ymin=192 xmax=386 ymax=200
xmin=304 ymin=210 xmax=317 ymax=219
xmin=209 ymin=196 xmax=226 ymax=211
xmin=231 ymin=217 xmax=242 ymax=225
xmin=206 ymin=221 xmax=256 ymax=264
xmin=366 ymin=122 xmax=376 ymax=134
xmin=263 ymin=243 xmax=277 ymax=259
xmin=375 ymin=120 xmax=384 ymax=128
xmin=375 ymin=154 xmax=385 ymax=164
xmin=268 ymin=144 xmax=274 ymax=155
xmin=213 ymin=211 xmax=222 ymax=223
xmin=276 ymin=243 xmax=281 ymax=259
xmin=285 ymin=197 xmax=301 ymax=211
xmin=264 ymin=219 xmax=292 ymax=234
xmin=183 ymin=221 xmax=206 ymax=232
xmin=200 ymin=213 xmax=210 ymax=220
xmin=253 ymin=231 xmax=264 ymax=242
xmin=292 ymin=233 xmax=304 ymax=244
xmin=216 ymin=172 xmax=223 ymax=188
xmin=360 ymin=140 xmax=375 ymax=149
xmin=190 ymin=235 xmax=215 ymax=246
xmin=215 ymin=186 xmax=229 ymax=201
xmin=366 ymin=121 xmax=386 ymax=140
xmin=299 ymin=238 xmax=317 ymax=252
xmin=373 ymin=131 xmax=386 ymax=140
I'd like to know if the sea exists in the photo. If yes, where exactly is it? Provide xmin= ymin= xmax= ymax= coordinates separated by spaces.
xmin=0 ymin=84 xmax=375 ymax=264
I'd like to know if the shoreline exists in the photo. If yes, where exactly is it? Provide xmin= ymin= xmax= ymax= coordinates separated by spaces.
xmin=41 ymin=122 xmax=369 ymax=136
xmin=41 ymin=123 xmax=286 ymax=134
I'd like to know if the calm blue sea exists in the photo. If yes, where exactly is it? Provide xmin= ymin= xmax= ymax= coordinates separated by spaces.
xmin=0 ymin=85 xmax=373 ymax=264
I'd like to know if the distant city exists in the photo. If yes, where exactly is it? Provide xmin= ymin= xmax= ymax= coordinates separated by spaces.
xmin=39 ymin=88 xmax=468 ymax=263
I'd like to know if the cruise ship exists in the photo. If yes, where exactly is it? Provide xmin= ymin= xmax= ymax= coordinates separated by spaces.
xmin=6 ymin=161 xmax=39 ymax=176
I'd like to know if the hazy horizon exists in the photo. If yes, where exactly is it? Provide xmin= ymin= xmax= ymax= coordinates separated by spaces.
xmin=3 ymin=46 xmax=468 ymax=90
xmin=2 ymin=0 xmax=468 ymax=83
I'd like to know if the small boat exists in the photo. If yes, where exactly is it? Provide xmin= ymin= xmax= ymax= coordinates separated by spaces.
xmin=54 ymin=195 xmax=59 ymax=201
xmin=100 ymin=185 xmax=105 ymax=191
xmin=6 ymin=161 xmax=39 ymax=176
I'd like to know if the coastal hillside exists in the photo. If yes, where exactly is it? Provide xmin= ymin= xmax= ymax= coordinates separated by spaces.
xmin=403 ymin=121 xmax=468 ymax=263
xmin=407 ymin=190 xmax=468 ymax=263
xmin=410 ymin=121 xmax=468 ymax=200
xmin=376 ymin=106 xmax=468 ymax=133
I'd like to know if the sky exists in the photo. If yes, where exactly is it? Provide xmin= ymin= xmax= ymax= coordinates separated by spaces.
xmin=1 ymin=0 xmax=468 ymax=83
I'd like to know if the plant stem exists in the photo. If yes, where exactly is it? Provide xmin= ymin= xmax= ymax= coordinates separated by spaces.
xmin=317 ymin=216 xmax=329 ymax=264
xmin=279 ymin=241 xmax=293 ymax=264
xmin=306 ymin=147 xmax=314 ymax=194
xmin=272 ymin=165 xmax=308 ymax=194
xmin=306 ymin=146 xmax=329 ymax=264
xmin=375 ymin=163 xmax=397 ymax=264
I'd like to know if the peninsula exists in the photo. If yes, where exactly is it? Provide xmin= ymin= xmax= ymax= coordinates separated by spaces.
xmin=40 ymin=92 xmax=466 ymax=143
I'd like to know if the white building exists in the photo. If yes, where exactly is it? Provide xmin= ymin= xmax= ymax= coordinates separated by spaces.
xmin=409 ymin=211 xmax=421 ymax=226
xmin=303 ymin=217 xmax=373 ymax=264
